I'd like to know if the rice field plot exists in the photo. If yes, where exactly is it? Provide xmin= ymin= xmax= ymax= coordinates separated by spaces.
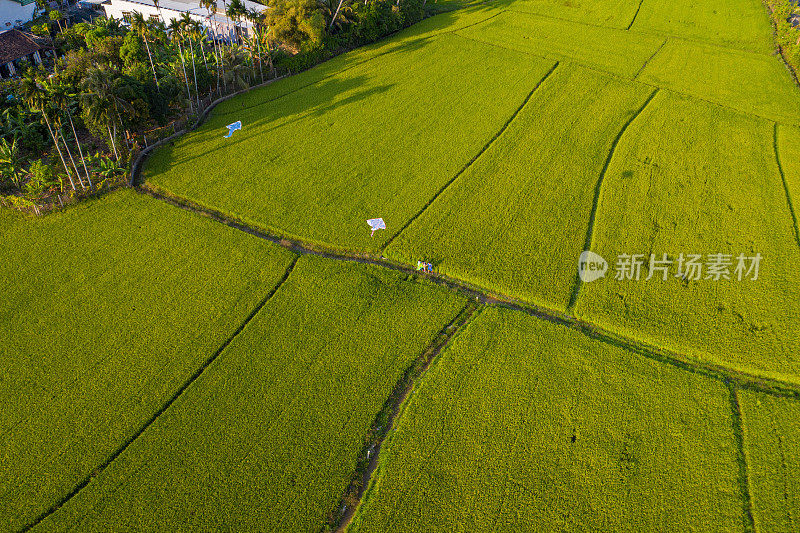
xmin=508 ymin=0 xmax=642 ymax=29
xmin=777 ymin=124 xmax=800 ymax=238
xmin=629 ymin=0 xmax=774 ymax=54
xmin=574 ymin=91 xmax=800 ymax=383
xmin=637 ymin=39 xmax=800 ymax=125
xmin=144 ymin=33 xmax=555 ymax=252
xmin=455 ymin=10 xmax=664 ymax=78
xmin=739 ymin=390 xmax=800 ymax=532
xmin=0 ymin=190 xmax=296 ymax=530
xmin=349 ymin=306 xmax=744 ymax=532
xmin=37 ymin=256 xmax=466 ymax=532
xmin=384 ymin=64 xmax=653 ymax=311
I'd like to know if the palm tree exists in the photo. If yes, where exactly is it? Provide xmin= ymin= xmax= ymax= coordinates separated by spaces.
xmin=131 ymin=12 xmax=161 ymax=92
xmin=46 ymin=79 xmax=85 ymax=190
xmin=50 ymin=77 xmax=92 ymax=188
xmin=246 ymin=8 xmax=265 ymax=83
xmin=18 ymin=73 xmax=76 ymax=190
xmin=168 ymin=18 xmax=194 ymax=114
xmin=226 ymin=0 xmax=246 ymax=45
xmin=220 ymin=45 xmax=250 ymax=91
xmin=49 ymin=10 xmax=64 ymax=33
xmin=80 ymin=66 xmax=134 ymax=161
xmin=180 ymin=13 xmax=202 ymax=110
xmin=200 ymin=0 xmax=226 ymax=94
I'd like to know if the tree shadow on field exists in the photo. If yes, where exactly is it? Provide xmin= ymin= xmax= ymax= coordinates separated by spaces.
xmin=214 ymin=35 xmax=434 ymax=120
xmin=166 ymin=75 xmax=396 ymax=168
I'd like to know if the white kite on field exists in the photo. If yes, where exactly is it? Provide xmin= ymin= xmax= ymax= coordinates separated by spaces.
xmin=367 ymin=218 xmax=386 ymax=237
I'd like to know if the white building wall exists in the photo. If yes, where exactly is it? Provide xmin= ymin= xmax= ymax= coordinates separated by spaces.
xmin=0 ymin=0 xmax=36 ymax=31
xmin=102 ymin=0 xmax=254 ymax=42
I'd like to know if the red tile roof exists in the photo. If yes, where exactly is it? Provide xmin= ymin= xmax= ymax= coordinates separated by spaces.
xmin=0 ymin=30 xmax=53 ymax=64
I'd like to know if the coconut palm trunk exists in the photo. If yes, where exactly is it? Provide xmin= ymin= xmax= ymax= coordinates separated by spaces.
xmin=143 ymin=35 xmax=160 ymax=92
xmin=67 ymin=112 xmax=92 ymax=187
xmin=176 ymin=39 xmax=194 ymax=114
xmin=43 ymin=113 xmax=75 ymax=190
xmin=59 ymin=125 xmax=85 ymax=189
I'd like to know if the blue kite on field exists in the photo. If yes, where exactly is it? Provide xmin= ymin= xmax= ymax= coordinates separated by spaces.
xmin=224 ymin=121 xmax=242 ymax=138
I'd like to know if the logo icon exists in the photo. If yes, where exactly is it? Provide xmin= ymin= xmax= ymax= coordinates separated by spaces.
xmin=578 ymin=251 xmax=608 ymax=282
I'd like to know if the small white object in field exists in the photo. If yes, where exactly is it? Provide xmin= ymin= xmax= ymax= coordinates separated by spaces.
xmin=367 ymin=218 xmax=386 ymax=237
xmin=224 ymin=121 xmax=242 ymax=138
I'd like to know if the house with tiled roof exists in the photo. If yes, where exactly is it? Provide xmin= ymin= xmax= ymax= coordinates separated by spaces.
xmin=0 ymin=29 xmax=54 ymax=78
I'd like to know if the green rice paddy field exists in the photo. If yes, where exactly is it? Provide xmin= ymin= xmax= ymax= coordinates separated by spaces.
xmin=5 ymin=0 xmax=800 ymax=530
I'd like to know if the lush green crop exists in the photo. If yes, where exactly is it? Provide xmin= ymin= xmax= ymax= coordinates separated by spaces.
xmin=456 ymin=10 xmax=664 ymax=78
xmin=638 ymin=39 xmax=800 ymax=124
xmin=350 ymin=306 xmax=744 ymax=531
xmin=37 ymin=255 xmax=465 ymax=532
xmin=739 ymin=390 xmax=800 ymax=531
xmin=630 ymin=0 xmax=774 ymax=53
xmin=777 ymin=124 xmax=800 ymax=232
xmin=575 ymin=91 xmax=800 ymax=383
xmin=0 ymin=190 xmax=296 ymax=530
xmin=144 ymin=32 xmax=555 ymax=252
xmin=385 ymin=64 xmax=653 ymax=311
xmin=508 ymin=0 xmax=641 ymax=29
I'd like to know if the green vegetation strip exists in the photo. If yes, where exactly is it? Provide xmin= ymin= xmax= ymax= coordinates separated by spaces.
xmin=143 ymin=31 xmax=554 ymax=252
xmin=0 ymin=190 xmax=297 ymax=531
xmin=36 ymin=256 xmax=466 ymax=532
xmin=349 ymin=306 xmax=745 ymax=531
xmin=739 ymin=390 xmax=800 ymax=531
xmin=575 ymin=91 xmax=800 ymax=384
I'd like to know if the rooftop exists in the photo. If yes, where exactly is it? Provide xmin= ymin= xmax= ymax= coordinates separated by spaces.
xmin=0 ymin=29 xmax=52 ymax=64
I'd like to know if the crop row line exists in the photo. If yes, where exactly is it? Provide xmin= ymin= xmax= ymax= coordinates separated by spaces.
xmin=633 ymin=38 xmax=668 ymax=80
xmin=138 ymin=185 xmax=800 ymax=401
xmin=328 ymin=301 xmax=481 ymax=532
xmin=728 ymin=383 xmax=757 ymax=533
xmin=566 ymin=87 xmax=659 ymax=312
xmin=626 ymin=0 xmax=646 ymax=30
xmin=17 ymin=257 xmax=300 ymax=533
xmin=774 ymin=123 xmax=800 ymax=252
xmin=380 ymin=60 xmax=560 ymax=252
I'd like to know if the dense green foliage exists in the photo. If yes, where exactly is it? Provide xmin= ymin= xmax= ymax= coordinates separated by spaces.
xmin=0 ymin=190 xmax=296 ymax=529
xmin=144 ymin=31 xmax=555 ymax=250
xmin=740 ymin=390 xmax=800 ymax=532
xmin=37 ymin=255 xmax=465 ymax=532
xmin=575 ymin=92 xmax=800 ymax=382
xmin=385 ymin=64 xmax=652 ymax=310
xmin=351 ymin=307 xmax=743 ymax=531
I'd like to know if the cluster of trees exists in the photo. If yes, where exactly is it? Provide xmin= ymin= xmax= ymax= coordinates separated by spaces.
xmin=770 ymin=0 xmax=800 ymax=73
xmin=0 ymin=0 xmax=431 ymax=210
